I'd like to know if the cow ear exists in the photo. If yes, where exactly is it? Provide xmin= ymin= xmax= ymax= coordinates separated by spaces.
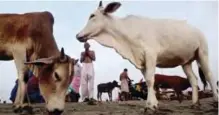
xmin=24 ymin=58 xmax=54 ymax=66
xmin=104 ymin=2 xmax=121 ymax=14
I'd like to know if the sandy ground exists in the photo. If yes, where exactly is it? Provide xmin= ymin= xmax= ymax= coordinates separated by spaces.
xmin=0 ymin=98 xmax=218 ymax=115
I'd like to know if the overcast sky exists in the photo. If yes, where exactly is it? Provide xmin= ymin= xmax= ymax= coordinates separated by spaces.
xmin=0 ymin=1 xmax=218 ymax=102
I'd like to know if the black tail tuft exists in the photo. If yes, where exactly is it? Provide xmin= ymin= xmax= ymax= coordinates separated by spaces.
xmin=198 ymin=67 xmax=207 ymax=90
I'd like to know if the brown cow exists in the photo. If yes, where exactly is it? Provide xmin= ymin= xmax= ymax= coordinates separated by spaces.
xmin=154 ymin=74 xmax=194 ymax=103
xmin=0 ymin=11 xmax=76 ymax=114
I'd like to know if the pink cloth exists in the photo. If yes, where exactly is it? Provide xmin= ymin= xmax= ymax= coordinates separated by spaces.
xmin=71 ymin=76 xmax=81 ymax=93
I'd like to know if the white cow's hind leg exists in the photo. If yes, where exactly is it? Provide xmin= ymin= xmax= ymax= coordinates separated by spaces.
xmin=182 ymin=62 xmax=199 ymax=105
xmin=142 ymin=55 xmax=158 ymax=111
xmin=197 ymin=52 xmax=218 ymax=102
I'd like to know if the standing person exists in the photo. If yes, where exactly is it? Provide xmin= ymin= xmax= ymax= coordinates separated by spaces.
xmin=120 ymin=68 xmax=131 ymax=101
xmin=67 ymin=63 xmax=82 ymax=102
xmin=80 ymin=42 xmax=96 ymax=104
xmin=27 ymin=72 xmax=44 ymax=103
xmin=10 ymin=79 xmax=18 ymax=103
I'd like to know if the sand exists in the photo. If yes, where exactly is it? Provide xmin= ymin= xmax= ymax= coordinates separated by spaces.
xmin=0 ymin=98 xmax=218 ymax=115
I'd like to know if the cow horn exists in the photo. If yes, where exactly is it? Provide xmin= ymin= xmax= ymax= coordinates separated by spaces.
xmin=60 ymin=47 xmax=67 ymax=62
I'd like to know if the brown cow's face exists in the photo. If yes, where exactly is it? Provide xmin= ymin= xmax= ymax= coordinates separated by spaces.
xmin=38 ymin=59 xmax=73 ymax=114
xmin=25 ymin=48 xmax=78 ymax=115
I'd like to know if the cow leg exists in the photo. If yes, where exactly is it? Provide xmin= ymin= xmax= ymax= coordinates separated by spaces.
xmin=108 ymin=92 xmax=110 ymax=101
xmin=13 ymin=51 xmax=29 ymax=111
xmin=111 ymin=92 xmax=113 ymax=101
xmin=175 ymin=90 xmax=183 ymax=103
xmin=155 ymin=87 xmax=160 ymax=100
xmin=100 ymin=93 xmax=102 ymax=101
xmin=197 ymin=52 xmax=218 ymax=102
xmin=108 ymin=92 xmax=111 ymax=101
xmin=142 ymin=56 xmax=158 ymax=111
xmin=97 ymin=92 xmax=99 ymax=101
xmin=182 ymin=63 xmax=199 ymax=106
xmin=109 ymin=92 xmax=112 ymax=101
xmin=98 ymin=92 xmax=101 ymax=101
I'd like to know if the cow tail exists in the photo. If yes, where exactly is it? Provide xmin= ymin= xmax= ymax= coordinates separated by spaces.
xmin=198 ymin=66 xmax=207 ymax=90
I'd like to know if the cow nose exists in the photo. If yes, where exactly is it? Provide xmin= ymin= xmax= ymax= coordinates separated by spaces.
xmin=48 ymin=109 xmax=63 ymax=115
xmin=76 ymin=33 xmax=83 ymax=41
xmin=76 ymin=33 xmax=87 ymax=42
xmin=76 ymin=33 xmax=81 ymax=39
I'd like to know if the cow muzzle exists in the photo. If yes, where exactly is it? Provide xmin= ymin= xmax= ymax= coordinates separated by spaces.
xmin=47 ymin=109 xmax=63 ymax=115
xmin=46 ymin=97 xmax=65 ymax=115
xmin=76 ymin=33 xmax=88 ymax=42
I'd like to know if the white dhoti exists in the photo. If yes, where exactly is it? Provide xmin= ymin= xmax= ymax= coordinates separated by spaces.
xmin=80 ymin=63 xmax=95 ymax=100
xmin=121 ymin=79 xmax=129 ymax=93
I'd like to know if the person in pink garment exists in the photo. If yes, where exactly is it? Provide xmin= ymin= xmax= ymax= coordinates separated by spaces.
xmin=71 ymin=63 xmax=82 ymax=93
xmin=67 ymin=62 xmax=82 ymax=102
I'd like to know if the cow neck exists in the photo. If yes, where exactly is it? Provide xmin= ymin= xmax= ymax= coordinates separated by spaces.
xmin=93 ymin=16 xmax=143 ymax=69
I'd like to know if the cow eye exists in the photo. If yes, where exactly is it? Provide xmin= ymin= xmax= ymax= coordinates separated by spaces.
xmin=89 ymin=14 xmax=95 ymax=19
xmin=54 ymin=72 xmax=61 ymax=82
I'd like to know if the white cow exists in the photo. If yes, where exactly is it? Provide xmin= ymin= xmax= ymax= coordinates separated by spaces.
xmin=76 ymin=1 xmax=218 ymax=111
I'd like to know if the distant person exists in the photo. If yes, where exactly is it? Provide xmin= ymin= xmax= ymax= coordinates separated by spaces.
xmin=67 ymin=62 xmax=82 ymax=102
xmin=10 ymin=69 xmax=33 ymax=103
xmin=3 ymin=101 xmax=6 ymax=104
xmin=10 ymin=70 xmax=44 ymax=104
xmin=136 ymin=78 xmax=144 ymax=92
xmin=120 ymin=68 xmax=131 ymax=101
xmin=80 ymin=42 xmax=96 ymax=104
xmin=10 ymin=79 xmax=18 ymax=103
xmin=27 ymin=72 xmax=44 ymax=103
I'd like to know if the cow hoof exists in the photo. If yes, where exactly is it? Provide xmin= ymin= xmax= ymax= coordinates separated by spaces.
xmin=12 ymin=105 xmax=16 ymax=109
xmin=13 ymin=106 xmax=22 ymax=113
xmin=210 ymin=101 xmax=218 ymax=108
xmin=144 ymin=107 xmax=157 ymax=115
xmin=191 ymin=103 xmax=201 ymax=110
xmin=145 ymin=101 xmax=158 ymax=110
xmin=22 ymin=106 xmax=34 ymax=114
